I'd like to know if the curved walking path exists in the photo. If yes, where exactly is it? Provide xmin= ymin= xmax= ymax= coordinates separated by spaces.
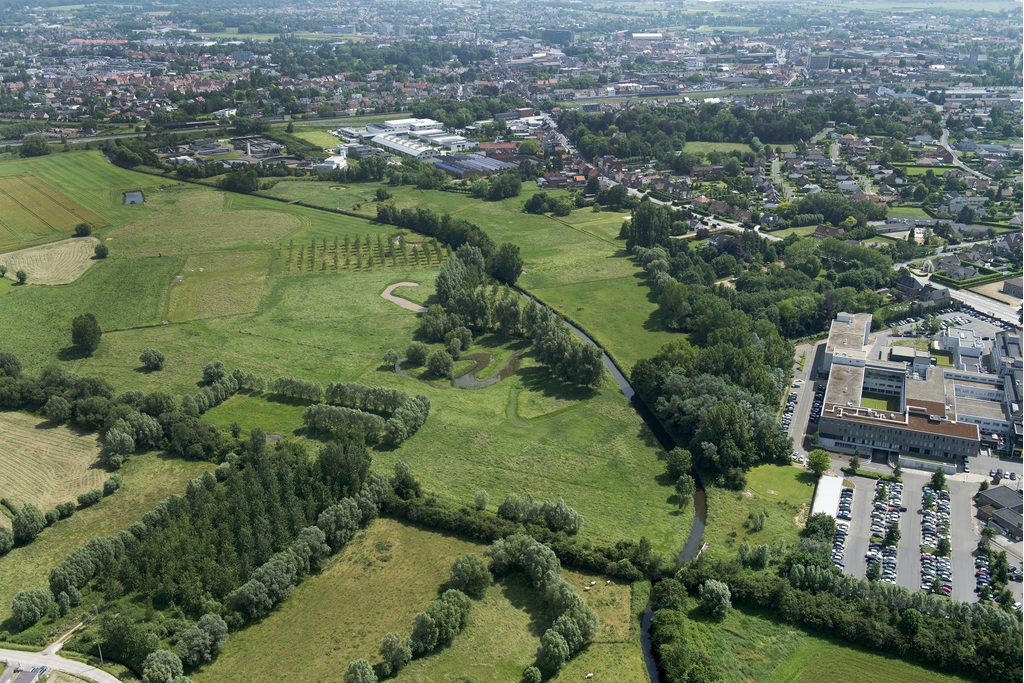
xmin=0 ymin=647 xmax=121 ymax=683
xmin=381 ymin=282 xmax=426 ymax=313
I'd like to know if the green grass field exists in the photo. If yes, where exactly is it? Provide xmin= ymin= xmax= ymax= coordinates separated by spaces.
xmin=0 ymin=152 xmax=689 ymax=555
xmin=860 ymin=393 xmax=900 ymax=412
xmin=887 ymin=206 xmax=931 ymax=219
xmin=262 ymin=180 xmax=679 ymax=370
xmin=0 ymin=455 xmax=212 ymax=625
xmin=702 ymin=465 xmax=814 ymax=562
xmin=682 ymin=600 xmax=974 ymax=683
xmin=198 ymin=518 xmax=646 ymax=683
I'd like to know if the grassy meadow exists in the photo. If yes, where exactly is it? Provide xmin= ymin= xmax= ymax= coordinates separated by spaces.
xmin=0 ymin=151 xmax=688 ymax=558
xmin=198 ymin=518 xmax=647 ymax=683
xmin=0 ymin=454 xmax=212 ymax=625
xmin=262 ymin=180 xmax=679 ymax=370
xmin=702 ymin=464 xmax=815 ymax=562
xmin=676 ymin=599 xmax=975 ymax=683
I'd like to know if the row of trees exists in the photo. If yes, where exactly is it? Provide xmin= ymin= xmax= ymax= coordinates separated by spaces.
xmin=496 ymin=494 xmax=584 ymax=535
xmin=675 ymin=557 xmax=1019 ymax=683
xmin=28 ymin=436 xmax=404 ymax=677
xmin=486 ymin=534 xmax=598 ymax=678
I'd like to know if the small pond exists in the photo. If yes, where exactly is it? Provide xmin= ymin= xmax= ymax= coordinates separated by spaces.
xmin=124 ymin=191 xmax=144 ymax=205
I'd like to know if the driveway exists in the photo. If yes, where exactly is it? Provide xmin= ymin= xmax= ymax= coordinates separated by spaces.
xmin=0 ymin=648 xmax=120 ymax=683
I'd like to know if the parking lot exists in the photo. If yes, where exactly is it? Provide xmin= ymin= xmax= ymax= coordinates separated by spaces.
xmin=828 ymin=461 xmax=1023 ymax=604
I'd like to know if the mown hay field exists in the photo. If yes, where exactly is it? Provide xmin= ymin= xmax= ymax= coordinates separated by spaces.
xmin=0 ymin=410 xmax=104 ymax=512
xmin=0 ymin=236 xmax=100 ymax=284
xmin=0 ymin=174 xmax=105 ymax=251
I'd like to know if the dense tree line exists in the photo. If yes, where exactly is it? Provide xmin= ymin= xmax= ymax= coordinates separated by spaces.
xmin=375 ymin=203 xmax=497 ymax=264
xmin=27 ymin=434 xmax=394 ymax=676
xmin=486 ymin=534 xmax=598 ymax=677
xmin=388 ymin=494 xmax=660 ymax=582
xmin=425 ymin=247 xmax=602 ymax=387
xmin=558 ymin=100 xmax=834 ymax=164
xmin=497 ymin=494 xmax=584 ymax=535
xmin=675 ymin=556 xmax=1021 ymax=683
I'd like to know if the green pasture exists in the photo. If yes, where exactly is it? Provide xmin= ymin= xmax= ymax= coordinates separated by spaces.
xmin=263 ymin=180 xmax=680 ymax=370
xmin=679 ymin=600 xmax=975 ymax=683
xmin=0 ymin=455 xmax=212 ymax=625
xmin=702 ymin=464 xmax=814 ymax=562
xmin=196 ymin=519 xmax=482 ymax=683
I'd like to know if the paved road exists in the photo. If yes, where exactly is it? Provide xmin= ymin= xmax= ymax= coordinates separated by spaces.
xmin=939 ymin=127 xmax=989 ymax=180
xmin=0 ymin=649 xmax=120 ymax=683
xmin=844 ymin=479 xmax=873 ymax=579
xmin=897 ymin=473 xmax=926 ymax=590
xmin=948 ymin=476 xmax=980 ymax=602
xmin=380 ymin=282 xmax=426 ymax=313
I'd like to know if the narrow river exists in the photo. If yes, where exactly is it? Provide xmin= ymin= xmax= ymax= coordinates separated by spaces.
xmin=558 ymin=315 xmax=706 ymax=683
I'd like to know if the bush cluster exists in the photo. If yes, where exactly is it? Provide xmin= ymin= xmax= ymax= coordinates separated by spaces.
xmin=497 ymin=494 xmax=584 ymax=535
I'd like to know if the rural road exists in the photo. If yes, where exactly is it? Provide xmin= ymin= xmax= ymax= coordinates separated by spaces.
xmin=0 ymin=648 xmax=121 ymax=683
xmin=381 ymin=282 xmax=426 ymax=313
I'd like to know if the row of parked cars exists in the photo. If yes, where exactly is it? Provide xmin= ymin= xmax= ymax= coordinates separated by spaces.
xmin=833 ymin=487 xmax=854 ymax=568
xmin=871 ymin=481 xmax=903 ymax=584
xmin=921 ymin=486 xmax=951 ymax=550
xmin=809 ymin=384 xmax=825 ymax=424
xmin=781 ymin=390 xmax=797 ymax=434
xmin=951 ymin=305 xmax=1016 ymax=331
xmin=975 ymin=553 xmax=993 ymax=595
xmin=921 ymin=485 xmax=953 ymax=595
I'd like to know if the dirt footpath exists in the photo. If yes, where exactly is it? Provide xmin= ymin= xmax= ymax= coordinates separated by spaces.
xmin=381 ymin=282 xmax=426 ymax=313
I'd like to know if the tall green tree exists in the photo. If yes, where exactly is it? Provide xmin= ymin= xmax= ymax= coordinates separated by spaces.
xmin=71 ymin=313 xmax=102 ymax=354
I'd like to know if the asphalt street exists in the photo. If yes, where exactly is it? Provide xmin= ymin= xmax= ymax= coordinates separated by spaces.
xmin=843 ymin=480 xmax=872 ymax=579
xmin=896 ymin=475 xmax=923 ymax=590
xmin=0 ymin=649 xmax=120 ymax=683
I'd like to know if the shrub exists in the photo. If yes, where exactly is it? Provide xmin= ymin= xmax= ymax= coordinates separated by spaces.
xmin=43 ymin=395 xmax=72 ymax=423
xmin=0 ymin=525 xmax=13 ymax=556
xmin=94 ymin=243 xmax=109 ymax=259
xmin=699 ymin=579 xmax=731 ymax=618
xmin=406 ymin=341 xmax=429 ymax=366
xmin=426 ymin=349 xmax=454 ymax=379
xmin=140 ymin=348 xmax=166 ymax=371
xmin=11 ymin=587 xmax=55 ymax=630
xmin=12 ymin=504 xmax=45 ymax=545
xmin=448 ymin=554 xmax=492 ymax=599
xmin=75 ymin=222 xmax=93 ymax=237
xmin=77 ymin=489 xmax=103 ymax=508
xmin=103 ymin=474 xmax=122 ymax=496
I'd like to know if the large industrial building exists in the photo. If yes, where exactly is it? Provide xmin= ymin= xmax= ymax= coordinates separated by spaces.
xmin=816 ymin=313 xmax=1022 ymax=463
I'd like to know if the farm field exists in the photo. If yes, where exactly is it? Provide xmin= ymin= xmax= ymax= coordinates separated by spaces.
xmin=0 ymin=173 xmax=105 ymax=252
xmin=197 ymin=518 xmax=645 ymax=683
xmin=0 ymin=454 xmax=213 ymax=625
xmin=0 ymin=410 xmax=104 ymax=513
xmin=701 ymin=464 xmax=814 ymax=562
xmin=0 ymin=236 xmax=100 ymax=285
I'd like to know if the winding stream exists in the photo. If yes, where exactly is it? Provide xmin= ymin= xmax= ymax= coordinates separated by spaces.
xmin=556 ymin=315 xmax=707 ymax=683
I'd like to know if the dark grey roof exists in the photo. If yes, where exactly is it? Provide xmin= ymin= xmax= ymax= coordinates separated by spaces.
xmin=977 ymin=485 xmax=1024 ymax=513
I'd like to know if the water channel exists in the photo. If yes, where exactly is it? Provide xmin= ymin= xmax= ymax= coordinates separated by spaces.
xmin=557 ymin=315 xmax=707 ymax=683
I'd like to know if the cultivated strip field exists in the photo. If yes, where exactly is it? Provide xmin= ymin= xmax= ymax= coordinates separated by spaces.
xmin=0 ymin=410 xmax=104 ymax=513
xmin=0 ymin=174 xmax=105 ymax=251
xmin=0 ymin=236 xmax=100 ymax=284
